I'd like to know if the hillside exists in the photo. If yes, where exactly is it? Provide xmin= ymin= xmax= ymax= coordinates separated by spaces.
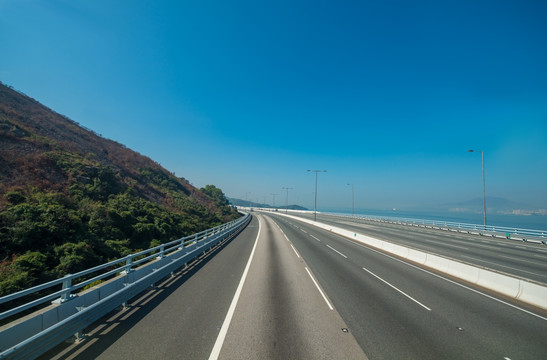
xmin=0 ymin=82 xmax=239 ymax=296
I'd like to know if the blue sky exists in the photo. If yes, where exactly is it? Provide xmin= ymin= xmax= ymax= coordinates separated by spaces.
xmin=1 ymin=0 xmax=546 ymax=212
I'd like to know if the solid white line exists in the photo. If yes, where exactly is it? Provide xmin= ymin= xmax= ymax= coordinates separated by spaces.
xmin=276 ymin=224 xmax=286 ymax=236
xmin=272 ymin=220 xmax=292 ymax=243
xmin=326 ymin=244 xmax=347 ymax=258
xmin=362 ymin=267 xmax=431 ymax=311
xmin=290 ymin=243 xmax=301 ymax=258
xmin=310 ymin=234 xmax=321 ymax=242
xmin=305 ymin=267 xmax=333 ymax=310
xmin=208 ymin=217 xmax=261 ymax=360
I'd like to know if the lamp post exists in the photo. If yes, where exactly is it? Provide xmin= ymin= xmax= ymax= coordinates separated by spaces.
xmin=270 ymin=193 xmax=278 ymax=209
xmin=347 ymin=183 xmax=354 ymax=217
xmin=282 ymin=187 xmax=293 ymax=214
xmin=468 ymin=149 xmax=486 ymax=229
xmin=307 ymin=170 xmax=326 ymax=221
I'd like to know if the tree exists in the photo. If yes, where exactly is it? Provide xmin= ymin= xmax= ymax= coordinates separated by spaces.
xmin=200 ymin=185 xmax=229 ymax=206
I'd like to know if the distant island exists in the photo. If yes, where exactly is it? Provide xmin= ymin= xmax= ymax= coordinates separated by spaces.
xmin=441 ymin=196 xmax=546 ymax=216
xmin=228 ymin=197 xmax=308 ymax=211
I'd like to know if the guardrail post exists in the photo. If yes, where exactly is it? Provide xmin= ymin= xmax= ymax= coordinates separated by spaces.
xmin=156 ymin=245 xmax=165 ymax=259
xmin=58 ymin=275 xmax=73 ymax=303
xmin=73 ymin=330 xmax=86 ymax=343
xmin=122 ymin=256 xmax=133 ymax=274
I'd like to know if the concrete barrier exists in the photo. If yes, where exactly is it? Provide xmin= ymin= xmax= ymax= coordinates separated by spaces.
xmin=272 ymin=212 xmax=547 ymax=311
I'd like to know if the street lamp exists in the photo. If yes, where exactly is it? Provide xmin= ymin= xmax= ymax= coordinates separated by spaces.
xmin=468 ymin=149 xmax=486 ymax=229
xmin=307 ymin=170 xmax=327 ymax=221
xmin=270 ymin=193 xmax=278 ymax=209
xmin=282 ymin=187 xmax=293 ymax=214
xmin=347 ymin=183 xmax=354 ymax=217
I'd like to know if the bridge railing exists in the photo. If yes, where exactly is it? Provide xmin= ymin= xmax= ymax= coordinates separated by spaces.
xmin=0 ymin=212 xmax=251 ymax=359
xmin=324 ymin=212 xmax=546 ymax=243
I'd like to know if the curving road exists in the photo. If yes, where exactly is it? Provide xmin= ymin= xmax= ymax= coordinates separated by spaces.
xmin=43 ymin=213 xmax=547 ymax=359
xmin=267 ymin=212 xmax=547 ymax=359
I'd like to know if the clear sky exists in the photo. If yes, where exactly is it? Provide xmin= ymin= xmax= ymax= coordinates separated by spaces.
xmin=1 ymin=0 xmax=546 ymax=212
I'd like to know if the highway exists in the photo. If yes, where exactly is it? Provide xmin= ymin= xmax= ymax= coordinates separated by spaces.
xmin=42 ymin=213 xmax=547 ymax=359
xmin=285 ymin=211 xmax=547 ymax=284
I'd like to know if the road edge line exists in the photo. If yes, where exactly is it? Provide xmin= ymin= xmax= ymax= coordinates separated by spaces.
xmin=208 ymin=216 xmax=262 ymax=360
xmin=305 ymin=267 xmax=334 ymax=310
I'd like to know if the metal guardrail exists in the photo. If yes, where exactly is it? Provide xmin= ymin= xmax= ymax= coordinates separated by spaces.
xmin=323 ymin=212 xmax=547 ymax=243
xmin=0 ymin=212 xmax=251 ymax=359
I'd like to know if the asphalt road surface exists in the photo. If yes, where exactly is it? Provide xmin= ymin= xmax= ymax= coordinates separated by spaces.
xmin=285 ymin=211 xmax=547 ymax=284
xmin=267 ymin=212 xmax=547 ymax=359
xmin=43 ymin=213 xmax=547 ymax=359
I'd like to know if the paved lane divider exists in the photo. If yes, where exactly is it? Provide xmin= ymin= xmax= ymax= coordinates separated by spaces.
xmin=305 ymin=267 xmax=334 ymax=310
xmin=271 ymin=219 xmax=334 ymax=311
xmin=290 ymin=244 xmax=301 ymax=259
xmin=208 ymin=217 xmax=262 ymax=360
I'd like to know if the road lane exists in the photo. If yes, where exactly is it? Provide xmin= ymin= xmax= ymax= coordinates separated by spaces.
xmin=42 ymin=216 xmax=260 ymax=360
xmin=44 ymin=214 xmax=368 ymax=360
xmin=42 ymin=211 xmax=547 ymax=359
xmin=269 ymin=213 xmax=547 ymax=359
xmin=215 ymin=214 xmax=367 ymax=359
xmin=285 ymin=212 xmax=547 ymax=284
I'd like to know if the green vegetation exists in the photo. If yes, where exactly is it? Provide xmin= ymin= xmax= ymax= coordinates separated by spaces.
xmin=0 ymin=82 xmax=240 ymax=298
xmin=0 ymin=168 xmax=238 ymax=296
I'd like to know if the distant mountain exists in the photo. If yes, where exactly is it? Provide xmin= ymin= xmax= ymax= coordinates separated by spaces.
xmin=228 ymin=197 xmax=308 ymax=211
xmin=0 ymin=82 xmax=239 ymax=296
